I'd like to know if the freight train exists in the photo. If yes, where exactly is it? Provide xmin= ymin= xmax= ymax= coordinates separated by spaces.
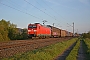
xmin=28 ymin=23 xmax=77 ymax=38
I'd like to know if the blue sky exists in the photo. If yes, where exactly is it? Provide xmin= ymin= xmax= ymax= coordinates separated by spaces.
xmin=0 ymin=0 xmax=90 ymax=33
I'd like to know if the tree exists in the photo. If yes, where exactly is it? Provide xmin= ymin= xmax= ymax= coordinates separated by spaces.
xmin=8 ymin=23 xmax=18 ymax=40
xmin=0 ymin=19 xmax=10 ymax=41
xmin=21 ymin=28 xmax=28 ymax=39
xmin=0 ymin=19 xmax=28 ymax=41
xmin=82 ymin=31 xmax=90 ymax=38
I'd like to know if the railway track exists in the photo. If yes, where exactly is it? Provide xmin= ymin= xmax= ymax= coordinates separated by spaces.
xmin=0 ymin=37 xmax=71 ymax=58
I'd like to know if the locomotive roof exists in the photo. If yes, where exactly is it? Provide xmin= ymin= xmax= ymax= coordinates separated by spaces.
xmin=29 ymin=23 xmax=51 ymax=28
xmin=34 ymin=23 xmax=40 ymax=24
xmin=47 ymin=25 xmax=61 ymax=29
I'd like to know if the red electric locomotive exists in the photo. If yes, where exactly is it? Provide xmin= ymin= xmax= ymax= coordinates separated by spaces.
xmin=28 ymin=23 xmax=51 ymax=38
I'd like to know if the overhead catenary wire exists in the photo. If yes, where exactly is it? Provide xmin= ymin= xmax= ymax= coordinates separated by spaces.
xmin=0 ymin=2 xmax=44 ymax=21
xmin=34 ymin=0 xmax=57 ymax=20
xmin=42 ymin=0 xmax=66 ymax=20
xmin=1 ymin=0 xmax=64 ymax=24
xmin=24 ymin=0 xmax=57 ymax=21
xmin=1 ymin=0 xmax=58 ymax=22
xmin=7 ymin=0 xmax=28 ymax=11
xmin=5 ymin=0 xmax=45 ymax=21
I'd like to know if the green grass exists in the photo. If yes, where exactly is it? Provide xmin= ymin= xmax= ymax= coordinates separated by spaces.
xmin=2 ymin=38 xmax=78 ymax=60
xmin=84 ymin=38 xmax=90 ymax=59
xmin=66 ymin=39 xmax=80 ymax=60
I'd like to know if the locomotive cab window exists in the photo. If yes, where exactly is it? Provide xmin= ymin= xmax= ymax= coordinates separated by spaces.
xmin=28 ymin=26 xmax=32 ymax=28
xmin=28 ymin=25 xmax=37 ymax=28
xmin=33 ymin=25 xmax=37 ymax=28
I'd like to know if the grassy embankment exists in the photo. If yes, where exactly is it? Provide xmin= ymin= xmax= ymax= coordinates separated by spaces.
xmin=2 ymin=38 xmax=78 ymax=60
xmin=84 ymin=38 xmax=90 ymax=60
xmin=66 ymin=39 xmax=80 ymax=60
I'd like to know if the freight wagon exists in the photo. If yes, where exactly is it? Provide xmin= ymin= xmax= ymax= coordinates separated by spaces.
xmin=61 ymin=30 xmax=66 ymax=37
xmin=47 ymin=25 xmax=61 ymax=38
xmin=69 ymin=32 xmax=73 ymax=37
xmin=66 ymin=31 xmax=73 ymax=37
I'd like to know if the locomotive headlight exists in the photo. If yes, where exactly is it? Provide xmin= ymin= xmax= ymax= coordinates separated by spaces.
xmin=28 ymin=30 xmax=31 ymax=32
xmin=34 ymin=30 xmax=37 ymax=32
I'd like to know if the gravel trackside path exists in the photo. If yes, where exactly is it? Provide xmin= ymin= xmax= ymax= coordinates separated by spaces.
xmin=77 ymin=40 xmax=88 ymax=60
xmin=55 ymin=41 xmax=77 ymax=60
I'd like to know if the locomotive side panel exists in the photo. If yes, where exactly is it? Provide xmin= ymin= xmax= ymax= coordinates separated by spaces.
xmin=37 ymin=25 xmax=51 ymax=38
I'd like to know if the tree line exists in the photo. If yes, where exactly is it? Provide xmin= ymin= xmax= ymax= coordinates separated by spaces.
xmin=0 ymin=19 xmax=28 ymax=42
xmin=82 ymin=31 xmax=90 ymax=38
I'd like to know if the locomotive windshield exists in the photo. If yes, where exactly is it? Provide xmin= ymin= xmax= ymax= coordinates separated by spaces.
xmin=28 ymin=25 xmax=37 ymax=28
